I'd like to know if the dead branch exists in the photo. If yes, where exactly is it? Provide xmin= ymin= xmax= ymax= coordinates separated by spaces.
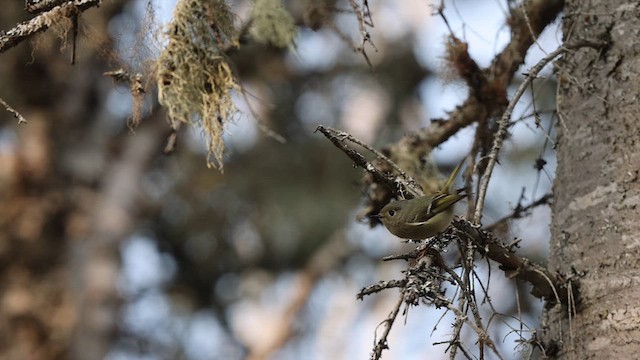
xmin=390 ymin=0 xmax=565 ymax=160
xmin=453 ymin=219 xmax=576 ymax=305
xmin=371 ymin=293 xmax=404 ymax=360
xmin=25 ymin=0 xmax=70 ymax=13
xmin=0 ymin=96 xmax=27 ymax=124
xmin=315 ymin=125 xmax=423 ymax=198
xmin=485 ymin=193 xmax=553 ymax=232
xmin=357 ymin=280 xmax=407 ymax=299
xmin=474 ymin=45 xmax=569 ymax=223
xmin=473 ymin=40 xmax=605 ymax=224
xmin=1 ymin=0 xmax=101 ymax=53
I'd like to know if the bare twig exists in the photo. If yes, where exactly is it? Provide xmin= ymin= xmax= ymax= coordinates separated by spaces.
xmin=0 ymin=97 xmax=27 ymax=124
xmin=520 ymin=2 xmax=546 ymax=55
xmin=391 ymin=0 xmax=564 ymax=160
xmin=1 ymin=0 xmax=102 ymax=53
xmin=465 ymin=273 xmax=494 ymax=359
xmin=449 ymin=232 xmax=482 ymax=359
xmin=435 ymin=294 xmax=504 ymax=360
xmin=347 ymin=0 xmax=377 ymax=68
xmin=357 ymin=280 xmax=407 ymax=299
xmin=485 ymin=193 xmax=553 ymax=231
xmin=25 ymin=0 xmax=69 ymax=13
xmin=323 ymin=126 xmax=423 ymax=195
xmin=238 ymin=90 xmax=286 ymax=144
xmin=442 ymin=264 xmax=486 ymax=355
xmin=453 ymin=219 xmax=576 ymax=305
xmin=473 ymin=46 xmax=568 ymax=223
xmin=315 ymin=125 xmax=422 ymax=198
xmin=473 ymin=39 xmax=606 ymax=224
xmin=70 ymin=5 xmax=78 ymax=64
xmin=371 ymin=293 xmax=404 ymax=360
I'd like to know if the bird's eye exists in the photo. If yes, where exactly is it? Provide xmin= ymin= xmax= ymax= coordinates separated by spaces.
xmin=388 ymin=209 xmax=396 ymax=217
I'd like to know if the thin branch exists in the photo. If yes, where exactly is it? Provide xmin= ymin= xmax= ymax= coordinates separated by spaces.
xmin=436 ymin=294 xmax=504 ymax=360
xmin=473 ymin=39 xmax=606 ymax=223
xmin=487 ymin=0 xmax=564 ymax=87
xmin=25 ymin=0 xmax=69 ymax=13
xmin=485 ymin=193 xmax=553 ymax=231
xmin=358 ymin=279 xmax=407 ymax=299
xmin=392 ymin=0 xmax=565 ymax=158
xmin=315 ymin=125 xmax=422 ymax=197
xmin=70 ymin=5 xmax=78 ymax=64
xmin=473 ymin=46 xmax=568 ymax=223
xmin=1 ymin=0 xmax=102 ymax=53
xmin=348 ymin=0 xmax=377 ymax=68
xmin=0 ymin=97 xmax=27 ymax=124
xmin=449 ymin=232 xmax=482 ymax=359
xmin=453 ymin=219 xmax=576 ymax=305
xmin=238 ymin=87 xmax=286 ymax=144
xmin=371 ymin=293 xmax=404 ymax=360
xmin=323 ymin=126 xmax=423 ymax=196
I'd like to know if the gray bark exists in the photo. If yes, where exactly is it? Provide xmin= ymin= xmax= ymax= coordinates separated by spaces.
xmin=544 ymin=0 xmax=640 ymax=357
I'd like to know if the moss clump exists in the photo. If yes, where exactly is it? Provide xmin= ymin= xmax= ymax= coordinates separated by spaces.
xmin=250 ymin=0 xmax=297 ymax=48
xmin=156 ymin=0 xmax=239 ymax=170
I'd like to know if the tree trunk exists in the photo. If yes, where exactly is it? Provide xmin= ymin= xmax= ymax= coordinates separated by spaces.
xmin=544 ymin=0 xmax=640 ymax=357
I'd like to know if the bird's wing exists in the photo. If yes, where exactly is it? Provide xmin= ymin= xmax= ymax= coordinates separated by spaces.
xmin=408 ymin=193 xmax=465 ymax=224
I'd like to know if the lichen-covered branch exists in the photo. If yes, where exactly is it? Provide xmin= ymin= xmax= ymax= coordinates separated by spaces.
xmin=0 ymin=0 xmax=101 ymax=53
xmin=453 ymin=219 xmax=576 ymax=305
xmin=390 ymin=0 xmax=565 ymax=165
xmin=315 ymin=125 xmax=423 ymax=198
xmin=0 ymin=96 xmax=27 ymax=124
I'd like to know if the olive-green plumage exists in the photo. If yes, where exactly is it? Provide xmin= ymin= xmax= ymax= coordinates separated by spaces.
xmin=377 ymin=159 xmax=466 ymax=240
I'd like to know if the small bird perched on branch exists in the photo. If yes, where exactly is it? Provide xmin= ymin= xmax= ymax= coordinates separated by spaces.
xmin=373 ymin=159 xmax=466 ymax=240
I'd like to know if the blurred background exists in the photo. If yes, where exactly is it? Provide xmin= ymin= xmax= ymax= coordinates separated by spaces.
xmin=0 ymin=0 xmax=561 ymax=359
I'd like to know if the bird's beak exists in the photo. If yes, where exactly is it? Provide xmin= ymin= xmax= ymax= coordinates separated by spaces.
xmin=369 ymin=214 xmax=382 ymax=219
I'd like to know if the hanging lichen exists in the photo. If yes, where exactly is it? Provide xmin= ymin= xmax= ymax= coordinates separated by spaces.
xmin=250 ymin=0 xmax=297 ymax=48
xmin=156 ymin=0 xmax=239 ymax=170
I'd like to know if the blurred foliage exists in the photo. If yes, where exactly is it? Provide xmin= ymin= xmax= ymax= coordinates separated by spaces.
xmin=153 ymin=137 xmax=361 ymax=308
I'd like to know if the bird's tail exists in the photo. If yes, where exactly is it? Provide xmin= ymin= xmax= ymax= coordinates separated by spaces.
xmin=442 ymin=158 xmax=466 ymax=193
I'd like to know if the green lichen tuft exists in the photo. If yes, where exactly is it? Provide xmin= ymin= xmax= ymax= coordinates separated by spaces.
xmin=250 ymin=0 xmax=297 ymax=48
xmin=156 ymin=0 xmax=239 ymax=170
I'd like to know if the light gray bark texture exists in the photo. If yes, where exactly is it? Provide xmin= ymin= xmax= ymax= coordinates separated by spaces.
xmin=544 ymin=0 xmax=640 ymax=357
